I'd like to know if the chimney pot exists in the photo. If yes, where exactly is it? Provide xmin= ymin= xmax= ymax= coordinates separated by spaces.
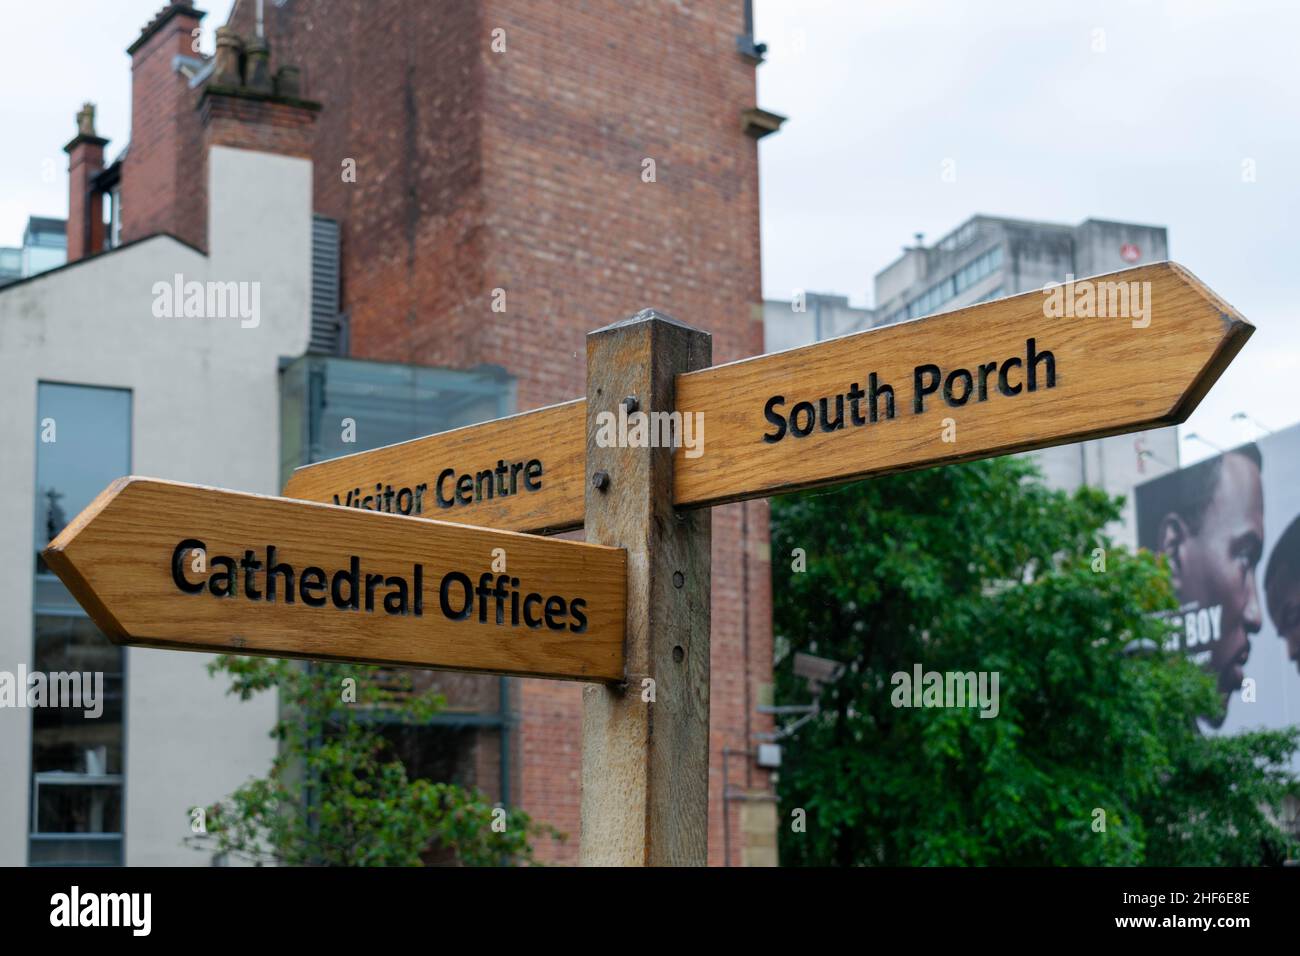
xmin=76 ymin=102 xmax=97 ymax=138
xmin=275 ymin=66 xmax=302 ymax=99
xmin=214 ymin=26 xmax=244 ymax=86
xmin=245 ymin=36 xmax=272 ymax=93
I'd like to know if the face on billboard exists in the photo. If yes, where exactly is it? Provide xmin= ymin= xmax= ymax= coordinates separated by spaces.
xmin=1265 ymin=521 xmax=1300 ymax=678
xmin=1266 ymin=575 xmax=1300 ymax=677
xmin=1158 ymin=451 xmax=1264 ymax=700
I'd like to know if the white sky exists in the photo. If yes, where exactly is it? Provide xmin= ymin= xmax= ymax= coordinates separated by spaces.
xmin=2 ymin=0 xmax=1295 ymax=462
xmin=1 ymin=1 xmax=236 ymax=239
xmin=755 ymin=0 xmax=1300 ymax=462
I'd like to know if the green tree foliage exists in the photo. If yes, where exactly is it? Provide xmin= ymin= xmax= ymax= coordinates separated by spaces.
xmin=186 ymin=657 xmax=558 ymax=865
xmin=771 ymin=456 xmax=1299 ymax=866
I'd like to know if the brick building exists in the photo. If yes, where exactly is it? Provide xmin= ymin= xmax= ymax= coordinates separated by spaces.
xmin=95 ymin=0 xmax=780 ymax=864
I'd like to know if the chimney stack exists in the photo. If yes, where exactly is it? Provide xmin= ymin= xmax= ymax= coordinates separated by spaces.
xmin=119 ymin=2 xmax=206 ymax=247
xmin=63 ymin=103 xmax=109 ymax=263
xmin=199 ymin=25 xmax=319 ymax=163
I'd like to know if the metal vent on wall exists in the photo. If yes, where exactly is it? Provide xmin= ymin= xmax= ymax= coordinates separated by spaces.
xmin=310 ymin=214 xmax=347 ymax=355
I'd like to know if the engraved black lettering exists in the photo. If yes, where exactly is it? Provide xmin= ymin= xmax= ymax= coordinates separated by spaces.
xmin=1027 ymin=337 xmax=1055 ymax=391
xmin=762 ymin=395 xmax=787 ymax=443
xmin=382 ymin=576 xmax=409 ymax=615
xmin=435 ymin=469 xmax=455 ymax=509
xmin=208 ymin=556 xmax=236 ymax=597
xmin=396 ymin=487 xmax=413 ymax=514
xmin=332 ymin=556 xmax=360 ymax=610
xmin=846 ymin=383 xmax=866 ymax=426
xmin=869 ymin=372 xmax=894 ymax=422
xmin=299 ymin=567 xmax=327 ymax=606
xmin=818 ymin=394 xmax=845 ymax=432
xmin=172 ymin=538 xmax=206 ymax=594
xmin=523 ymin=592 xmax=544 ymax=628
xmin=999 ymin=356 xmax=1023 ymax=396
xmin=914 ymin=364 xmax=941 ymax=413
xmin=364 ymin=572 xmax=383 ymax=612
xmin=475 ymin=468 xmax=494 ymax=501
xmin=266 ymin=546 xmax=294 ymax=603
xmin=544 ymin=595 xmax=567 ymax=630
xmin=978 ymin=361 xmax=997 ymax=401
xmin=524 ymin=459 xmax=543 ymax=491
xmin=944 ymin=368 xmax=973 ymax=407
xmin=569 ymin=598 xmax=588 ymax=633
xmin=790 ymin=401 xmax=816 ymax=437
xmin=440 ymin=571 xmax=473 ymax=620
xmin=241 ymin=549 xmax=263 ymax=600
xmin=455 ymin=473 xmax=474 ymax=506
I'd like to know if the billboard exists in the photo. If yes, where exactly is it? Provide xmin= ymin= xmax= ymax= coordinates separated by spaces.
xmin=1135 ymin=427 xmax=1300 ymax=751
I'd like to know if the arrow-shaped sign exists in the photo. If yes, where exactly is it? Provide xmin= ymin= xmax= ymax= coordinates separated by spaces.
xmin=43 ymin=478 xmax=626 ymax=681
xmin=284 ymin=399 xmax=587 ymax=534
xmin=283 ymin=262 xmax=1251 ymax=527
xmin=672 ymin=261 xmax=1251 ymax=506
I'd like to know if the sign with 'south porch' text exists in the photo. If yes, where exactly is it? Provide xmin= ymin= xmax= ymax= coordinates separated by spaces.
xmin=282 ymin=262 xmax=1252 ymax=529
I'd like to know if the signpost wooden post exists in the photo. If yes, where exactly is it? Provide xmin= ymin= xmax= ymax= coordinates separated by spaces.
xmin=579 ymin=311 xmax=712 ymax=866
xmin=42 ymin=260 xmax=1254 ymax=867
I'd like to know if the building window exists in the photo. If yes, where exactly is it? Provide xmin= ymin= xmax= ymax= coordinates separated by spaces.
xmin=280 ymin=356 xmax=519 ymax=814
xmin=937 ymin=221 xmax=978 ymax=253
xmin=107 ymin=188 xmax=122 ymax=250
xmin=20 ymin=218 xmax=67 ymax=278
xmin=890 ymin=245 xmax=1005 ymax=324
xmin=279 ymin=355 xmax=513 ymax=481
xmin=30 ymin=382 xmax=131 ymax=866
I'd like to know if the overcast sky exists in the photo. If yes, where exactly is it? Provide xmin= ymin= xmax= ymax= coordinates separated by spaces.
xmin=754 ymin=0 xmax=1300 ymax=461
xmin=1 ymin=1 xmax=233 ymax=240
xmin=3 ymin=1 xmax=1295 ymax=460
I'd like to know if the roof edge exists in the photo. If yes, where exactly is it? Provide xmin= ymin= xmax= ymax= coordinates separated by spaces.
xmin=0 ymin=232 xmax=207 ymax=296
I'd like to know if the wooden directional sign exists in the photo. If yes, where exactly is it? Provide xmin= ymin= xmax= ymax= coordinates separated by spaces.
xmin=40 ymin=261 xmax=1253 ymax=868
xmin=283 ymin=400 xmax=587 ymax=534
xmin=283 ymin=262 xmax=1251 ymax=525
xmin=671 ymin=261 xmax=1251 ymax=506
xmin=43 ymin=477 xmax=626 ymax=682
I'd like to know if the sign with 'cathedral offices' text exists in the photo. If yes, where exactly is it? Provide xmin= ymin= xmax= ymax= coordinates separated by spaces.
xmin=43 ymin=263 xmax=1250 ymax=685
xmin=43 ymin=478 xmax=626 ymax=682
xmin=42 ymin=261 xmax=1251 ymax=868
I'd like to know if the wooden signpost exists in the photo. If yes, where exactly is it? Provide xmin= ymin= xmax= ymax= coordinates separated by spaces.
xmin=282 ymin=262 xmax=1250 ymax=521
xmin=671 ymin=262 xmax=1248 ymax=506
xmin=43 ymin=477 xmax=626 ymax=681
xmin=283 ymin=400 xmax=588 ymax=534
xmin=44 ymin=260 xmax=1252 ymax=866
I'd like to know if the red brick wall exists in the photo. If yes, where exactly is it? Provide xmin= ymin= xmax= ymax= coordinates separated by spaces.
xmin=120 ymin=4 xmax=207 ymax=250
xmin=229 ymin=0 xmax=490 ymax=369
xmin=200 ymin=93 xmax=318 ymax=158
xmin=479 ymin=0 xmax=773 ymax=866
xmin=226 ymin=0 xmax=774 ymax=865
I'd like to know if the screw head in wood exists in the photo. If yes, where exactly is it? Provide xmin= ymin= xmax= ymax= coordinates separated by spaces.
xmin=622 ymin=395 xmax=639 ymax=413
xmin=591 ymin=470 xmax=610 ymax=491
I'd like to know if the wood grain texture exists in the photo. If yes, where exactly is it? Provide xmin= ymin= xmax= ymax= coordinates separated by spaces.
xmin=282 ymin=399 xmax=587 ymax=534
xmin=580 ymin=311 xmax=712 ymax=867
xmin=43 ymin=477 xmax=625 ymax=682
xmin=672 ymin=261 xmax=1253 ymax=507
xmin=283 ymin=263 xmax=1250 ymax=529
